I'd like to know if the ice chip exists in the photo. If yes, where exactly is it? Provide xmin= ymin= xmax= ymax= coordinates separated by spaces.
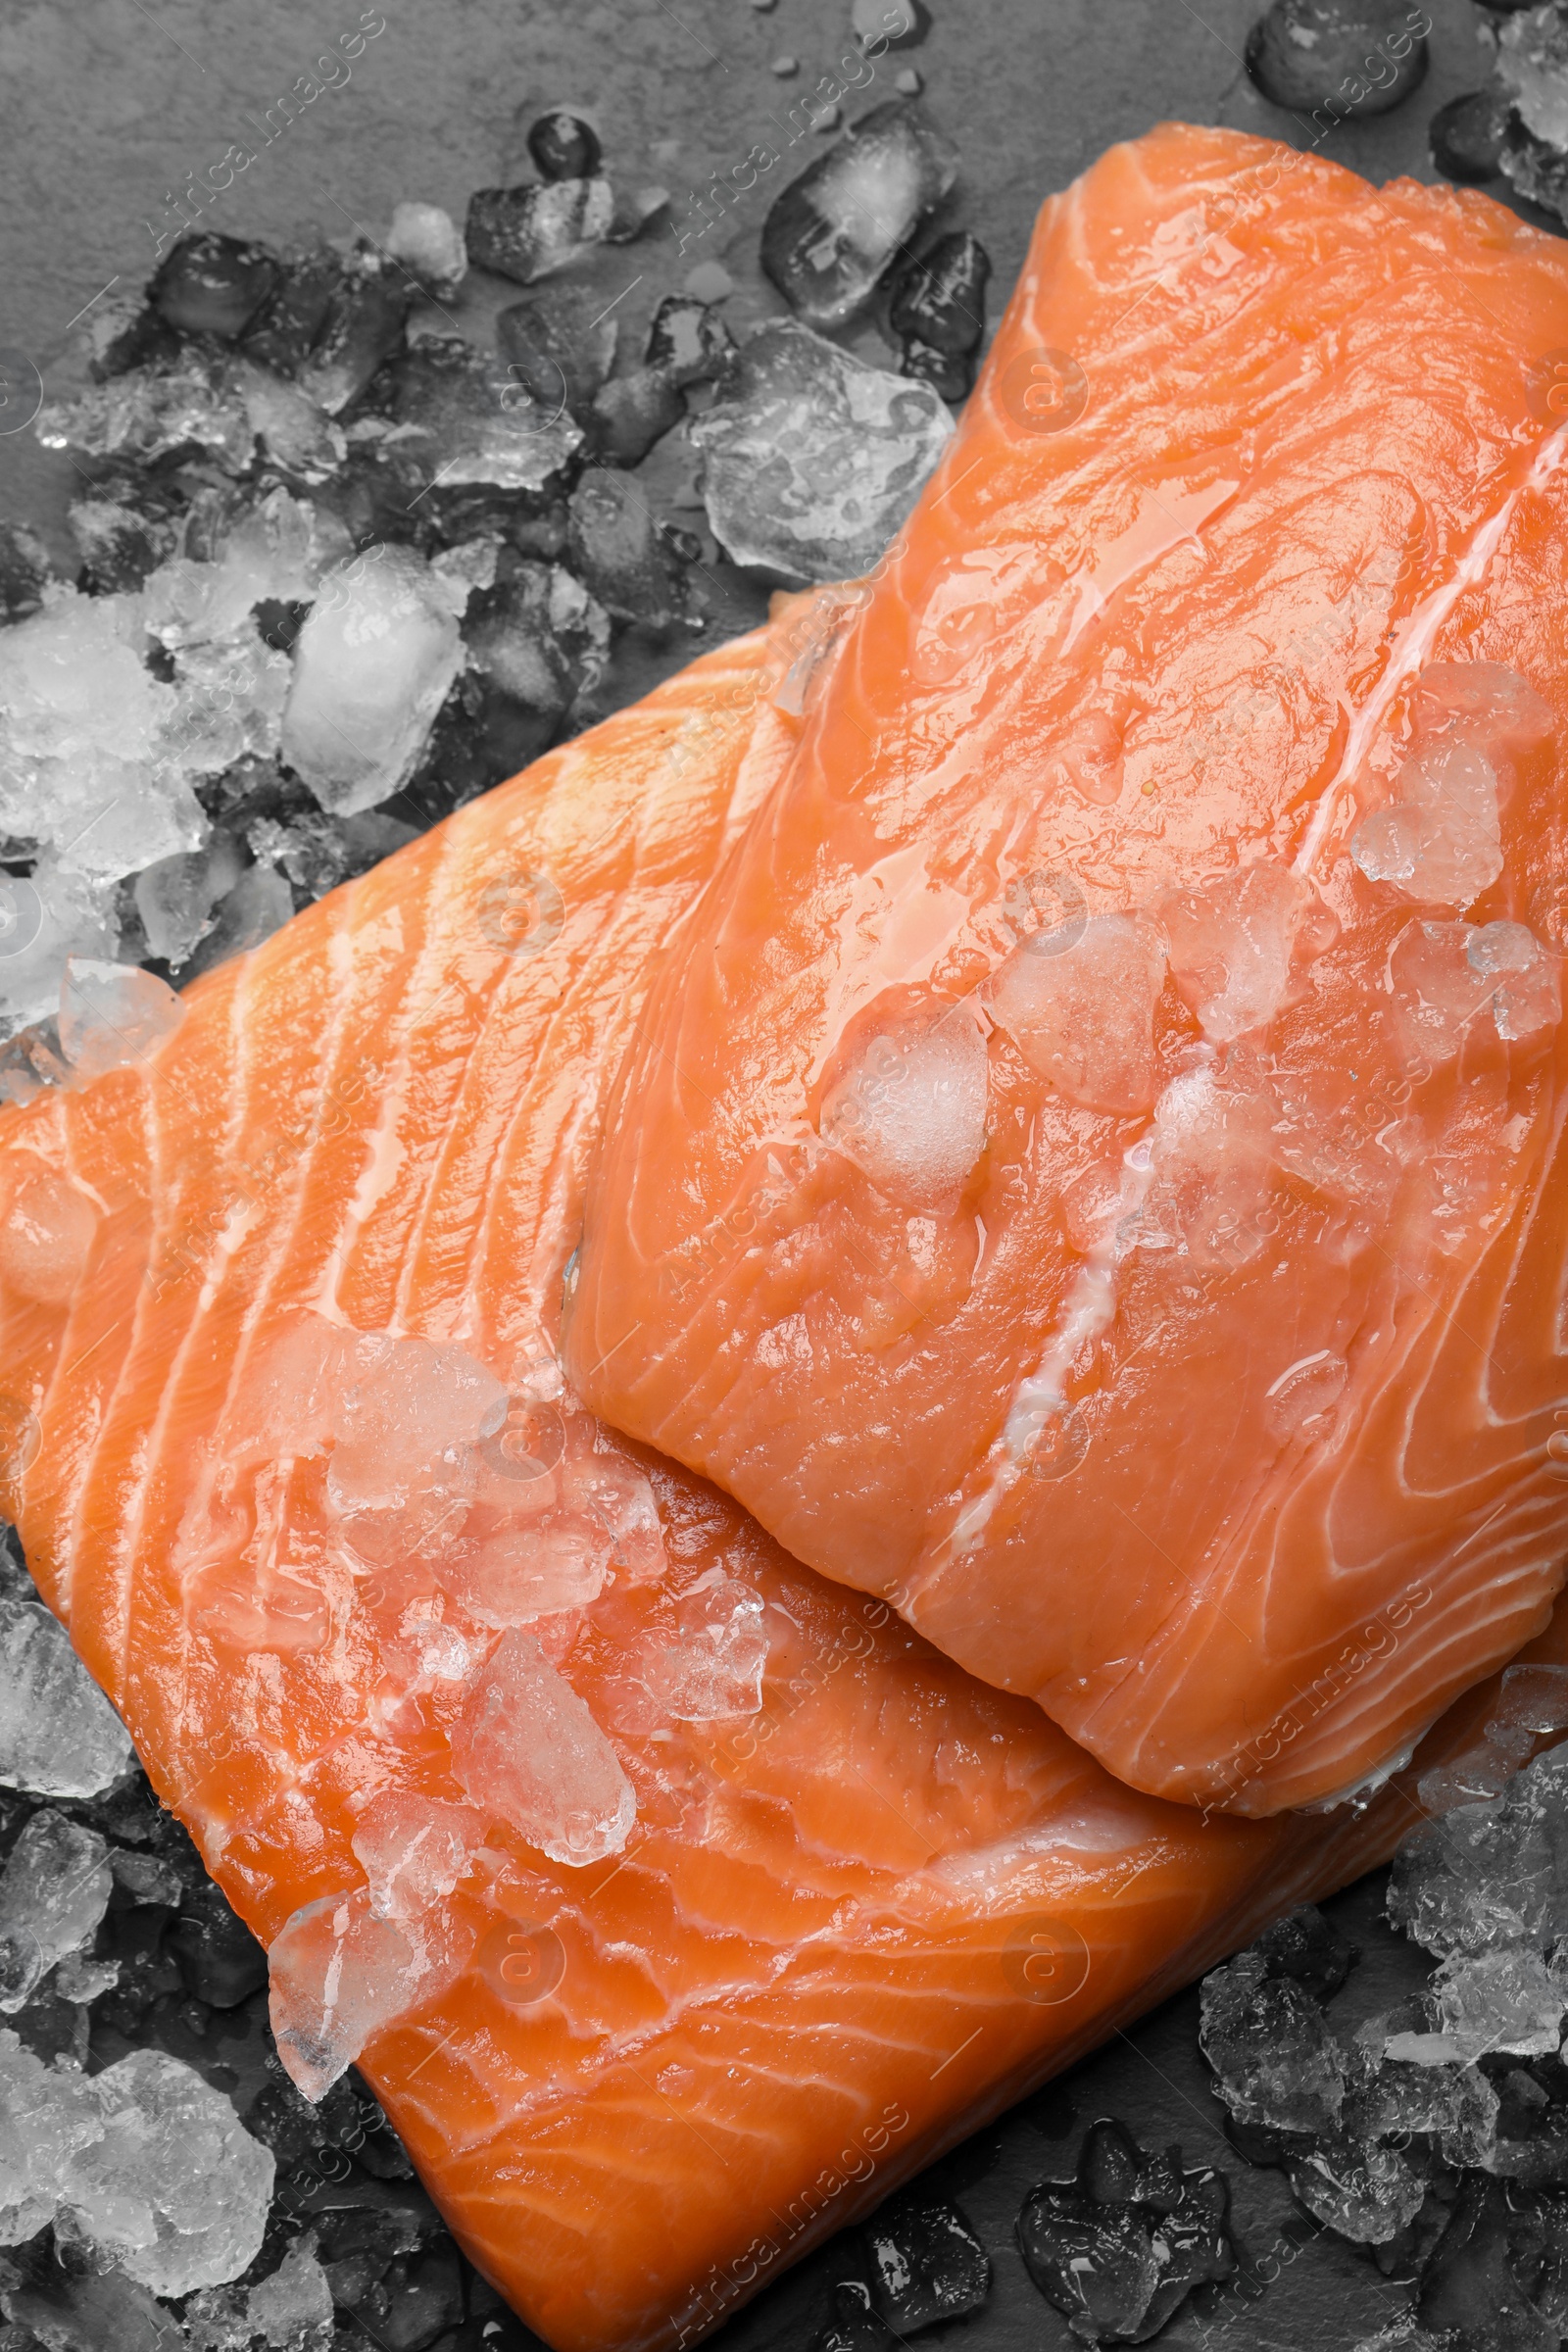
xmin=1389 ymin=1744 xmax=1568 ymax=1955
xmin=1016 ymin=2120 xmax=1235 ymax=2344
xmin=1282 ymin=2131 xmax=1426 ymax=2245
xmin=1159 ymin=858 xmax=1313 ymax=1042
xmin=863 ymin=2200 xmax=990 ymax=2332
xmin=0 ymin=1807 xmax=113 ymax=2011
xmin=280 ymin=546 xmax=465 ymax=814
xmin=760 ymin=101 xmax=958 ymax=328
xmin=1492 ymin=1663 xmax=1568 ymax=1737
xmin=62 ymin=2048 xmax=274 ymax=2294
xmin=1390 ymin=917 xmax=1495 ymax=1067
xmin=133 ymin=835 xmax=245 ymax=966
xmin=59 ymin=956 xmax=184 ymax=1080
xmin=1430 ymin=1944 xmax=1565 ymax=2061
xmin=188 ymin=859 xmax=293 ymax=974
xmin=0 ymin=1592 xmax=132 ymax=1796
xmin=1467 ymin=919 xmax=1561 ymax=1042
xmin=352 ymin=1790 xmax=484 ymax=1925
xmin=326 ymin=1331 xmax=507 ymax=1515
xmin=692 ymin=320 xmax=953 ymax=582
xmin=375 ymin=338 xmax=582 ymax=494
xmin=644 ymin=1573 xmax=769 ymax=1721
xmin=0 ymin=859 xmax=118 ymax=1040
xmin=243 ymin=2233 xmax=335 ymax=2347
xmin=1350 ymin=740 xmax=1503 ymax=908
xmin=1200 ymin=1948 xmax=1348 ymax=2132
xmin=35 ymin=358 xmax=258 ymax=470
xmin=1143 ymin=1059 xmax=1280 ymax=1269
xmin=0 ymin=2026 xmax=103 ymax=2242
xmin=269 ymin=1886 xmax=433 ymax=2101
xmin=441 ymin=1518 xmax=613 ymax=1628
xmin=465 ymin=176 xmax=615 ymax=283
xmin=820 ymin=1000 xmax=988 ymax=1208
xmin=989 ymin=910 xmax=1165 ymax=1114
xmin=451 ymin=1630 xmax=636 ymax=1866
xmin=0 ymin=1164 xmax=98 ymax=1303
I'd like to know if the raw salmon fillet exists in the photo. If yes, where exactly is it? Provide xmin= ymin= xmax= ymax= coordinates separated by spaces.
xmin=0 ymin=590 xmax=1540 ymax=2352
xmin=569 ymin=121 xmax=1568 ymax=1820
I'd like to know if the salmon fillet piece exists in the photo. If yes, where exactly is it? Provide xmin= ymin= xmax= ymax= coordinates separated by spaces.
xmin=568 ymin=121 xmax=1568 ymax=1820
xmin=0 ymin=590 xmax=1544 ymax=2350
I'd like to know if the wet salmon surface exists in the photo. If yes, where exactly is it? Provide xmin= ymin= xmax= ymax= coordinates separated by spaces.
xmin=5 ymin=12 xmax=1568 ymax=2348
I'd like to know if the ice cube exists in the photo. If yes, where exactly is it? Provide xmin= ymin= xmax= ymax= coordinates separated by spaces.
xmin=374 ymin=338 xmax=582 ymax=493
xmin=239 ymin=245 xmax=345 ymax=376
xmin=1467 ymin=920 xmax=1561 ymax=1043
xmin=327 ymin=1332 xmax=507 ymax=1515
xmin=269 ymin=1887 xmax=435 ymax=2101
xmin=351 ymin=1790 xmax=484 ymax=1925
xmin=133 ymin=835 xmax=245 ymax=966
xmin=62 ymin=2047 xmax=274 ymax=2294
xmin=441 ymin=1518 xmax=613 ymax=1629
xmin=587 ymin=364 xmax=686 ymax=467
xmin=1350 ymin=740 xmax=1503 ymax=909
xmin=498 ymin=288 xmax=618 ymax=419
xmin=643 ymin=1574 xmax=769 ymax=1720
xmin=691 ymin=319 xmax=953 ymax=582
xmin=241 ymin=2233 xmax=335 ymax=2349
xmin=1493 ymin=1664 xmax=1568 ymax=1738
xmin=889 ymin=231 xmax=991 ymax=358
xmin=1143 ymin=1060 xmax=1281 ymax=1269
xmin=819 ymin=999 xmax=988 ymax=1208
xmin=385 ymin=200 xmax=467 ymax=290
xmin=280 ymin=546 xmax=465 ymax=815
xmin=464 ymin=559 xmax=612 ymax=766
xmin=863 ymin=2200 xmax=990 ymax=2331
xmin=0 ymin=1807 xmax=113 ymax=2012
xmin=760 ymin=102 xmax=958 ymax=327
xmin=0 ymin=1590 xmax=132 ymax=1797
xmin=645 ymin=293 xmax=734 ymax=386
xmin=1159 ymin=859 xmax=1313 ymax=1043
xmin=151 ymin=232 xmax=280 ymax=338
xmin=566 ymin=471 xmax=689 ymax=626
xmin=989 ymin=911 xmax=1165 ymax=1114
xmin=59 ymin=956 xmax=184 ymax=1080
xmin=294 ymin=253 xmax=410 ymax=416
xmin=0 ymin=1164 xmax=97 ymax=1303
xmin=451 ymin=1630 xmax=635 ymax=1866
xmin=186 ymin=859 xmax=293 ymax=974
xmin=1282 ymin=2131 xmax=1426 ymax=2245
xmin=1200 ymin=1948 xmax=1348 ymax=2132
xmin=1430 ymin=1944 xmax=1565 ymax=2061
xmin=68 ymin=467 xmax=185 ymax=595
xmin=465 ymin=177 xmax=615 ymax=283
xmin=813 ymin=2280 xmax=903 ymax=2352
xmin=0 ymin=2025 xmax=102 ymax=2242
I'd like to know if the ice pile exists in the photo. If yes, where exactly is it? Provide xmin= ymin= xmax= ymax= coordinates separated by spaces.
xmin=819 ymin=999 xmax=988 ymax=1206
xmin=1203 ymin=1742 xmax=1568 ymax=2340
xmin=0 ymin=2034 xmax=273 ymax=2292
xmin=760 ymin=102 xmax=958 ymax=328
xmin=1016 ymin=2118 xmax=1236 ymax=2343
xmin=0 ymin=1586 xmax=133 ymax=1796
xmin=692 ymin=320 xmax=953 ymax=581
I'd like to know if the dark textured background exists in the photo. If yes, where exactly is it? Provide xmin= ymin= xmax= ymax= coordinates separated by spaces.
xmin=1 ymin=1 xmax=1540 ymax=2343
